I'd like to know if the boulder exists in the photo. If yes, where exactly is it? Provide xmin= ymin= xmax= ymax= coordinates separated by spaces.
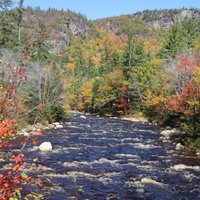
xmin=160 ymin=129 xmax=178 ymax=138
xmin=175 ymin=143 xmax=184 ymax=150
xmin=38 ymin=142 xmax=52 ymax=152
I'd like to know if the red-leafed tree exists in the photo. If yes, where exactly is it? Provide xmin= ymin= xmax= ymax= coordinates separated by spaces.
xmin=163 ymin=53 xmax=200 ymax=133
xmin=116 ymin=83 xmax=131 ymax=115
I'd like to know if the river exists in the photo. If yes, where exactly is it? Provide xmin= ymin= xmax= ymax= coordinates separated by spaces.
xmin=14 ymin=113 xmax=200 ymax=199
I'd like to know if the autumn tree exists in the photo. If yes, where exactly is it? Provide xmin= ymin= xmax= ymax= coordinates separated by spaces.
xmin=92 ymin=68 xmax=125 ymax=114
xmin=79 ymin=79 xmax=94 ymax=112
xmin=163 ymin=53 xmax=200 ymax=133
xmin=129 ymin=59 xmax=165 ymax=112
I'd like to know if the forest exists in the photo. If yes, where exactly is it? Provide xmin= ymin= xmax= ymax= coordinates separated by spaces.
xmin=0 ymin=0 xmax=200 ymax=199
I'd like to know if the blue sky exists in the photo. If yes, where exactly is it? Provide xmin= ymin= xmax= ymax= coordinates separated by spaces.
xmin=23 ymin=0 xmax=200 ymax=20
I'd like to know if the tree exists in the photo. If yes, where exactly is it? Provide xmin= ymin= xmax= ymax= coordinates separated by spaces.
xmin=79 ymin=79 xmax=94 ymax=112
xmin=92 ymin=68 xmax=124 ymax=114
xmin=0 ymin=0 xmax=13 ymax=47
xmin=16 ymin=0 xmax=24 ymax=45
xmin=159 ymin=23 xmax=184 ymax=58
xmin=129 ymin=59 xmax=164 ymax=109
xmin=164 ymin=71 xmax=200 ymax=134
xmin=182 ymin=18 xmax=198 ymax=48
xmin=148 ymin=53 xmax=200 ymax=132
xmin=123 ymin=39 xmax=151 ymax=79
xmin=159 ymin=19 xmax=199 ymax=58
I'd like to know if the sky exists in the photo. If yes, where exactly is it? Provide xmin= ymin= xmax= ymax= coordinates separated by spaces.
xmin=23 ymin=0 xmax=200 ymax=20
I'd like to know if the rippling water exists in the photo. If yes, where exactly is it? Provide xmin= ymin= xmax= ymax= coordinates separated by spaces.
xmin=8 ymin=114 xmax=200 ymax=199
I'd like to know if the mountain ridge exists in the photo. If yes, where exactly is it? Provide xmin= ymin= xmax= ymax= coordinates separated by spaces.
xmin=95 ymin=8 xmax=200 ymax=34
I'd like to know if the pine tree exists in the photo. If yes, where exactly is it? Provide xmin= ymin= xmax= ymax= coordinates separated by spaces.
xmin=159 ymin=23 xmax=183 ymax=58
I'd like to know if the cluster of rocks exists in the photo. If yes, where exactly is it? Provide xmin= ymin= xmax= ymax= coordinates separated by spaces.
xmin=17 ymin=122 xmax=65 ymax=152
xmin=160 ymin=129 xmax=179 ymax=140
xmin=160 ymin=129 xmax=200 ymax=156
xmin=160 ymin=129 xmax=185 ymax=151
xmin=17 ymin=122 xmax=64 ymax=137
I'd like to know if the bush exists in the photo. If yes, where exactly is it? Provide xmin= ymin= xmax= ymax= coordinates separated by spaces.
xmin=39 ymin=105 xmax=66 ymax=124
xmin=27 ymin=105 xmax=66 ymax=124
xmin=21 ymin=62 xmax=66 ymax=124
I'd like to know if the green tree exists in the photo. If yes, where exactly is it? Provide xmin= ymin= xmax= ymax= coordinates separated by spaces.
xmin=182 ymin=18 xmax=198 ymax=48
xmin=159 ymin=23 xmax=183 ymax=58
xmin=159 ymin=19 xmax=198 ymax=58
xmin=123 ymin=39 xmax=151 ymax=79
xmin=129 ymin=59 xmax=165 ymax=109
xmin=92 ymin=68 xmax=124 ymax=114
xmin=0 ymin=0 xmax=13 ymax=47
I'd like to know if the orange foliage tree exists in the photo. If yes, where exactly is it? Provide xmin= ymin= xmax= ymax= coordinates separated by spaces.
xmin=151 ymin=53 xmax=200 ymax=133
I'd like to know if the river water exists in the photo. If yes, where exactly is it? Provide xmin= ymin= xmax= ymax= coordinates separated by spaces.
xmin=17 ymin=113 xmax=200 ymax=199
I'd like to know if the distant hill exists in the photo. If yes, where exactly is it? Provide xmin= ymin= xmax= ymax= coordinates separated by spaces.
xmin=18 ymin=8 xmax=97 ymax=53
xmin=95 ymin=8 xmax=200 ymax=35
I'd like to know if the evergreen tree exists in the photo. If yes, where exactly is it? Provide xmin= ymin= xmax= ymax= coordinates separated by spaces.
xmin=159 ymin=19 xmax=198 ymax=58
xmin=123 ymin=39 xmax=151 ymax=79
xmin=182 ymin=18 xmax=198 ymax=48
xmin=159 ymin=23 xmax=183 ymax=58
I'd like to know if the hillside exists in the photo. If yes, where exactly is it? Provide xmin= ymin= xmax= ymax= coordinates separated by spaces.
xmin=0 ymin=7 xmax=97 ymax=53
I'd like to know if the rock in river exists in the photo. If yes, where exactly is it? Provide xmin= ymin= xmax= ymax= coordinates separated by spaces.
xmin=175 ymin=143 xmax=184 ymax=150
xmin=38 ymin=142 xmax=53 ymax=152
xmin=160 ymin=129 xmax=178 ymax=138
